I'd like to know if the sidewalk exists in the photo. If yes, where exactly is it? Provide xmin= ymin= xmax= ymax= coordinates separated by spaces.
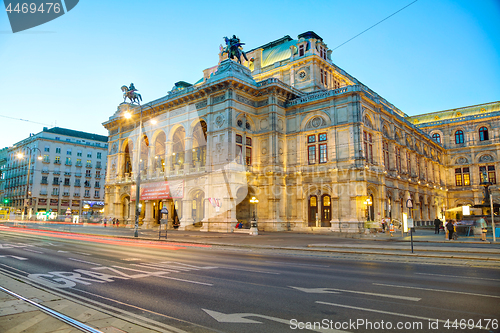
xmin=0 ymin=272 xmax=164 ymax=333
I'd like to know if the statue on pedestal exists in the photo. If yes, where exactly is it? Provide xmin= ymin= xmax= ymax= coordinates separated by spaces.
xmin=221 ymin=35 xmax=248 ymax=64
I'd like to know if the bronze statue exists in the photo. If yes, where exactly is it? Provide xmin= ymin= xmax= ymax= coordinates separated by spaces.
xmin=121 ymin=83 xmax=142 ymax=104
xmin=222 ymin=35 xmax=248 ymax=64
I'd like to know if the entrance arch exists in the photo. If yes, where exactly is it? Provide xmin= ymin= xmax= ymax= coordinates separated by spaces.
xmin=191 ymin=190 xmax=205 ymax=224
xmin=321 ymin=194 xmax=331 ymax=227
xmin=235 ymin=187 xmax=252 ymax=227
xmin=308 ymin=195 xmax=318 ymax=227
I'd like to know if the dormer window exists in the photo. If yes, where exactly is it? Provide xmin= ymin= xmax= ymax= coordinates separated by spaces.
xmin=320 ymin=46 xmax=327 ymax=60
xmin=299 ymin=44 xmax=305 ymax=57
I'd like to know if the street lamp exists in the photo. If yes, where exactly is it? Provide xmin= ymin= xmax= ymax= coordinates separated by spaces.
xmin=17 ymin=147 xmax=42 ymax=220
xmin=249 ymin=196 xmax=259 ymax=236
xmin=123 ymin=84 xmax=144 ymax=238
xmin=365 ymin=197 xmax=372 ymax=221
xmin=480 ymin=170 xmax=496 ymax=242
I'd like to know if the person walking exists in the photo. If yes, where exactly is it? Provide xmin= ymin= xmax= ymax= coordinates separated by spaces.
xmin=434 ymin=217 xmax=441 ymax=234
xmin=477 ymin=217 xmax=487 ymax=241
xmin=103 ymin=217 xmax=107 ymax=228
xmin=446 ymin=220 xmax=455 ymax=240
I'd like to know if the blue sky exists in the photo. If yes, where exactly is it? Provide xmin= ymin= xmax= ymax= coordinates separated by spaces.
xmin=1 ymin=0 xmax=499 ymax=146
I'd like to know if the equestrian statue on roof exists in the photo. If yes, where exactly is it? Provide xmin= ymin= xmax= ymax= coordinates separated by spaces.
xmin=221 ymin=35 xmax=248 ymax=64
xmin=121 ymin=83 xmax=142 ymax=105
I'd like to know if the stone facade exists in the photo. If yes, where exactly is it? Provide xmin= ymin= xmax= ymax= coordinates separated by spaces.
xmin=102 ymin=32 xmax=499 ymax=232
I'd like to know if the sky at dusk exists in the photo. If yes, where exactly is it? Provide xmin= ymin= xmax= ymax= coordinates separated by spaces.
xmin=0 ymin=0 xmax=499 ymax=147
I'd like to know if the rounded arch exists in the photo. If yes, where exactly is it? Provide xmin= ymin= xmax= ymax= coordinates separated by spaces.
xmin=153 ymin=131 xmax=166 ymax=172
xmin=475 ymin=153 xmax=496 ymax=164
xmin=171 ymin=126 xmax=186 ymax=168
xmin=453 ymin=128 xmax=465 ymax=144
xmin=167 ymin=123 xmax=188 ymax=142
xmin=477 ymin=125 xmax=490 ymax=141
xmin=300 ymin=111 xmax=331 ymax=131
xmin=122 ymin=139 xmax=134 ymax=175
xmin=395 ymin=130 xmax=403 ymax=145
xmin=452 ymin=155 xmax=469 ymax=165
xmin=382 ymin=121 xmax=391 ymax=138
xmin=362 ymin=112 xmax=374 ymax=129
xmin=235 ymin=114 xmax=255 ymax=131
xmin=430 ymin=130 xmax=443 ymax=144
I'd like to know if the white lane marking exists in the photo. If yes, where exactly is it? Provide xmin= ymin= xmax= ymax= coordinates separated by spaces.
xmin=265 ymin=261 xmax=329 ymax=267
xmin=23 ymin=249 xmax=44 ymax=254
xmin=74 ymin=252 xmax=91 ymax=256
xmin=57 ymin=250 xmax=69 ymax=253
xmin=374 ymin=283 xmax=500 ymax=299
xmin=202 ymin=309 xmax=346 ymax=332
xmin=415 ymin=272 xmax=500 ymax=282
xmin=122 ymin=258 xmax=143 ymax=261
xmin=156 ymin=275 xmax=213 ymax=286
xmin=67 ymin=258 xmax=101 ymax=266
xmin=0 ymin=263 xmax=29 ymax=274
xmin=291 ymin=286 xmax=420 ymax=301
xmin=317 ymin=301 xmax=489 ymax=330
xmin=158 ymin=261 xmax=218 ymax=270
xmin=221 ymin=267 xmax=280 ymax=275
xmin=130 ymin=264 xmax=181 ymax=273
xmin=0 ymin=255 xmax=28 ymax=260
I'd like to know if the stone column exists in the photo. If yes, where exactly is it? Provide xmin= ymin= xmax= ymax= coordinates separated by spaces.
xmin=165 ymin=141 xmax=173 ymax=175
xmin=179 ymin=198 xmax=194 ymax=230
xmin=184 ymin=137 xmax=193 ymax=174
xmin=142 ymin=200 xmax=154 ymax=228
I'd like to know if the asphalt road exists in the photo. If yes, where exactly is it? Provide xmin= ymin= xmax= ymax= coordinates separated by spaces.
xmin=0 ymin=228 xmax=499 ymax=333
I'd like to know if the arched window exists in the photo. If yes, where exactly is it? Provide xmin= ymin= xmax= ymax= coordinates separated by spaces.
xmin=479 ymin=127 xmax=489 ymax=141
xmin=432 ymin=133 xmax=441 ymax=143
xmin=455 ymin=130 xmax=464 ymax=144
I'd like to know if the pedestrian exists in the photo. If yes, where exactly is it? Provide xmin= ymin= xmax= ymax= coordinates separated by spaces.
xmin=477 ymin=217 xmax=487 ymax=241
xmin=434 ymin=217 xmax=441 ymax=234
xmin=103 ymin=217 xmax=107 ymax=227
xmin=116 ymin=219 xmax=120 ymax=228
xmin=381 ymin=220 xmax=386 ymax=233
xmin=104 ymin=218 xmax=107 ymax=228
xmin=389 ymin=222 xmax=394 ymax=237
xmin=112 ymin=218 xmax=116 ymax=227
xmin=446 ymin=220 xmax=455 ymax=240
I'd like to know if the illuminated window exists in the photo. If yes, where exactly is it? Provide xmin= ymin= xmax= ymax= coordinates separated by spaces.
xmin=479 ymin=127 xmax=489 ymax=141
xmin=308 ymin=135 xmax=316 ymax=143
xmin=479 ymin=165 xmax=496 ymax=184
xmin=308 ymin=146 xmax=316 ymax=164
xmin=455 ymin=130 xmax=464 ymax=144
xmin=319 ymin=144 xmax=327 ymax=163
xmin=432 ymin=133 xmax=441 ymax=143
xmin=363 ymin=131 xmax=373 ymax=164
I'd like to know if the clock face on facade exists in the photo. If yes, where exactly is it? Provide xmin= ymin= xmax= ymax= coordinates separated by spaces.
xmin=298 ymin=70 xmax=306 ymax=79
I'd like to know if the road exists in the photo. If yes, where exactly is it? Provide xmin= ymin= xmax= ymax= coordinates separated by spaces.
xmin=0 ymin=227 xmax=499 ymax=333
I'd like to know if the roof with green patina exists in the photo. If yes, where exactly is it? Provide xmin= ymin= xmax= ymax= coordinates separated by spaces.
xmin=406 ymin=101 xmax=500 ymax=126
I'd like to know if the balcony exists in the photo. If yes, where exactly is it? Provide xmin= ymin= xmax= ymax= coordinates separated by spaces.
xmin=74 ymin=193 xmax=80 ymax=197
xmin=39 ymin=192 xmax=47 ymax=196
xmin=74 ymin=183 xmax=81 ymax=187
xmin=53 ymin=171 xmax=60 ymax=175
xmin=54 ymin=160 xmax=61 ymax=165
xmin=95 ymin=175 xmax=101 ymax=178
xmin=64 ymin=172 xmax=71 ymax=176
xmin=64 ymin=182 xmax=70 ymax=186
xmin=63 ymin=192 xmax=70 ymax=197
xmin=65 ymin=162 xmax=72 ymax=166
xmin=75 ymin=173 xmax=82 ymax=177
xmin=96 ymin=165 xmax=101 ymax=169
xmin=75 ymin=162 xmax=82 ymax=167
xmin=83 ymin=194 xmax=90 ymax=198
xmin=94 ymin=195 xmax=100 ymax=199
xmin=41 ymin=169 xmax=49 ymax=174
xmin=86 ymin=164 xmax=92 ymax=168
xmin=52 ymin=181 xmax=60 ymax=185
xmin=40 ymin=180 xmax=48 ymax=185
xmin=85 ymin=174 xmax=92 ymax=178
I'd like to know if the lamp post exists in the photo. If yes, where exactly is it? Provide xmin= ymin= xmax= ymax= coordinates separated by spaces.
xmin=481 ymin=170 xmax=496 ymax=242
xmin=123 ymin=85 xmax=143 ymax=238
xmin=17 ymin=147 xmax=42 ymax=220
xmin=364 ymin=197 xmax=372 ymax=221
xmin=249 ymin=196 xmax=259 ymax=235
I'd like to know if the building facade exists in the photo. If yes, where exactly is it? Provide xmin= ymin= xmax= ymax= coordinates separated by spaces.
xmin=103 ymin=32 xmax=498 ymax=232
xmin=2 ymin=127 xmax=108 ymax=219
